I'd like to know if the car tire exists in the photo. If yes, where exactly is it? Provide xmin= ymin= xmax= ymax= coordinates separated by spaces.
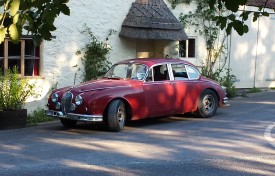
xmin=60 ymin=118 xmax=77 ymax=128
xmin=107 ymin=100 xmax=126 ymax=132
xmin=197 ymin=89 xmax=218 ymax=118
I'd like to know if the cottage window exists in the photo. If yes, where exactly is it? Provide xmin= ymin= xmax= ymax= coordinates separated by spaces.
xmin=179 ymin=38 xmax=196 ymax=58
xmin=0 ymin=37 xmax=41 ymax=77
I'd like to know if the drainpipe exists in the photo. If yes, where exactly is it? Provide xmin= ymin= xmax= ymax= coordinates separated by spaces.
xmin=228 ymin=30 xmax=232 ymax=72
xmin=253 ymin=17 xmax=260 ymax=88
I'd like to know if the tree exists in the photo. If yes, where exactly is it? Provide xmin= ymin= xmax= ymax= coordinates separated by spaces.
xmin=170 ymin=0 xmax=272 ymax=35
xmin=180 ymin=0 xmax=228 ymax=79
xmin=212 ymin=0 xmax=271 ymax=35
xmin=0 ymin=0 xmax=70 ymax=45
xmin=179 ymin=0 xmax=238 ymax=97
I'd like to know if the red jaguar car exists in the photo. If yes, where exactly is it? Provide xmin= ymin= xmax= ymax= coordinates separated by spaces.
xmin=45 ymin=58 xmax=229 ymax=131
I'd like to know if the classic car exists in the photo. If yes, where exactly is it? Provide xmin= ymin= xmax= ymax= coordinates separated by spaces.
xmin=45 ymin=58 xmax=229 ymax=131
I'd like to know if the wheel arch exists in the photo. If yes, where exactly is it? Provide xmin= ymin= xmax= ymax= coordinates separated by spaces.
xmin=196 ymin=88 xmax=219 ymax=118
xmin=193 ymin=88 xmax=219 ymax=112
xmin=205 ymin=88 xmax=220 ymax=102
xmin=103 ymin=98 xmax=133 ymax=122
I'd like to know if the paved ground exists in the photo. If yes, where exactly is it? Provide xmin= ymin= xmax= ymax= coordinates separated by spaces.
xmin=0 ymin=91 xmax=275 ymax=176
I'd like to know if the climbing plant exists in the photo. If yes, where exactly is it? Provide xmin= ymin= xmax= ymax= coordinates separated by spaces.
xmin=177 ymin=0 xmax=237 ymax=96
xmin=179 ymin=0 xmax=229 ymax=78
xmin=76 ymin=26 xmax=116 ymax=81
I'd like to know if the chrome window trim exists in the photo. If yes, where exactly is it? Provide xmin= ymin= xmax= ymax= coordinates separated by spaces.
xmin=185 ymin=64 xmax=200 ymax=80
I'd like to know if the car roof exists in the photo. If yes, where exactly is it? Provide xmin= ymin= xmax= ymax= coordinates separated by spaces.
xmin=117 ymin=58 xmax=194 ymax=68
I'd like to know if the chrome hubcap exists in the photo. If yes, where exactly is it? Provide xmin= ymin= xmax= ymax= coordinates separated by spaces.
xmin=203 ymin=95 xmax=215 ymax=113
xmin=117 ymin=105 xmax=125 ymax=127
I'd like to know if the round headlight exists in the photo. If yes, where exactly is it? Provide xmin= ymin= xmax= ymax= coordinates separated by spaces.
xmin=51 ymin=93 xmax=59 ymax=103
xmin=55 ymin=102 xmax=61 ymax=110
xmin=75 ymin=95 xmax=83 ymax=106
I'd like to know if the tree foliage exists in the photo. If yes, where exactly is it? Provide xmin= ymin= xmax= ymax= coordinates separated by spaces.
xmin=180 ymin=0 xmax=228 ymax=78
xmin=213 ymin=0 xmax=271 ymax=35
xmin=170 ymin=0 xmax=272 ymax=35
xmin=0 ymin=0 xmax=70 ymax=45
xmin=180 ymin=0 xmax=237 ymax=97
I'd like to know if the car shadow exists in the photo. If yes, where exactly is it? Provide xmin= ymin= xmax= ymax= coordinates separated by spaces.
xmin=126 ymin=113 xmax=201 ymax=127
xmin=46 ymin=113 xmax=205 ymax=133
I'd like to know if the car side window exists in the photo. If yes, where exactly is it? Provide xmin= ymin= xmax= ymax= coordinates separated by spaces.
xmin=186 ymin=65 xmax=200 ymax=80
xmin=171 ymin=64 xmax=188 ymax=80
xmin=146 ymin=69 xmax=153 ymax=82
xmin=152 ymin=64 xmax=169 ymax=81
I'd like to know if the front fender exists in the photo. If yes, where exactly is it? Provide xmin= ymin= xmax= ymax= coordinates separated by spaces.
xmin=88 ymin=86 xmax=145 ymax=119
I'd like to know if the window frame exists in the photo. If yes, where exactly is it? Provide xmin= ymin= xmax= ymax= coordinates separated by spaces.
xmin=0 ymin=36 xmax=43 ymax=78
xmin=170 ymin=63 xmax=201 ymax=81
xmin=185 ymin=64 xmax=200 ymax=80
xmin=179 ymin=37 xmax=197 ymax=59
xmin=171 ymin=63 xmax=189 ymax=81
xmin=146 ymin=63 xmax=171 ymax=82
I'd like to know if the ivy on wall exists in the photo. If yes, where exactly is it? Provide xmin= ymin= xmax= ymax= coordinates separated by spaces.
xmin=178 ymin=0 xmax=237 ymax=97
xmin=76 ymin=26 xmax=116 ymax=81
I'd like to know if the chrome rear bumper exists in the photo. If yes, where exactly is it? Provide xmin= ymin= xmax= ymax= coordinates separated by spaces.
xmin=45 ymin=110 xmax=103 ymax=122
xmin=223 ymin=97 xmax=230 ymax=107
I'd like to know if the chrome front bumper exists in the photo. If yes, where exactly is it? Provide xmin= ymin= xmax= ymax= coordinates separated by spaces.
xmin=45 ymin=110 xmax=103 ymax=122
xmin=223 ymin=97 xmax=230 ymax=107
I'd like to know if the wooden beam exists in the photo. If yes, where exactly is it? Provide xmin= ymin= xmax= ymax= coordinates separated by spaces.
xmin=21 ymin=40 xmax=25 ymax=76
xmin=4 ymin=39 xmax=8 ymax=75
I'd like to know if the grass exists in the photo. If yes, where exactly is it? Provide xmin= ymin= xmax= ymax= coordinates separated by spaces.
xmin=27 ymin=108 xmax=56 ymax=126
xmin=248 ymin=87 xmax=262 ymax=93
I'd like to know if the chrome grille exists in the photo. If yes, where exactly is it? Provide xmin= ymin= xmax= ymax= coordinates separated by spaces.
xmin=61 ymin=91 xmax=73 ymax=115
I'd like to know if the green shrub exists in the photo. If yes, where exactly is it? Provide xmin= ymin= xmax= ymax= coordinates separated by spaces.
xmin=201 ymin=65 xmax=221 ymax=82
xmin=201 ymin=67 xmax=237 ymax=98
xmin=219 ymin=69 xmax=237 ymax=98
xmin=0 ymin=66 xmax=38 ymax=111
xmin=248 ymin=87 xmax=261 ymax=93
xmin=27 ymin=108 xmax=55 ymax=125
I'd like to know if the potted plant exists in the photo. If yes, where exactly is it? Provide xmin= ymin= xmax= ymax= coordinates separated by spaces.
xmin=0 ymin=66 xmax=38 ymax=130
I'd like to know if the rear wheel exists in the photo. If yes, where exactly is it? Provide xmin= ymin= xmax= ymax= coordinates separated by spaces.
xmin=107 ymin=100 xmax=126 ymax=132
xmin=60 ymin=118 xmax=77 ymax=128
xmin=197 ymin=89 xmax=218 ymax=118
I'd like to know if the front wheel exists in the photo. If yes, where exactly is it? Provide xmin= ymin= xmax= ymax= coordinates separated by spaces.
xmin=197 ymin=89 xmax=218 ymax=118
xmin=107 ymin=100 xmax=126 ymax=132
xmin=60 ymin=118 xmax=77 ymax=128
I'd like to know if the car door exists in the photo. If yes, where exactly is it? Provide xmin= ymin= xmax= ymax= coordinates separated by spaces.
xmin=143 ymin=64 xmax=176 ymax=117
xmin=171 ymin=63 xmax=201 ymax=113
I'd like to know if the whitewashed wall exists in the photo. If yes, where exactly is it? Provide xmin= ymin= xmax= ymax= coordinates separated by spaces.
xmin=25 ymin=1 xmax=275 ymax=112
xmin=26 ymin=0 xmax=204 ymax=112
xmin=27 ymin=0 xmax=138 ymax=112
xmin=229 ymin=6 xmax=275 ymax=88
xmin=43 ymin=0 xmax=137 ymax=89
xmin=167 ymin=1 xmax=207 ymax=66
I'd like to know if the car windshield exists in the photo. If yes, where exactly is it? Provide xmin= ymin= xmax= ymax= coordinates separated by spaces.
xmin=104 ymin=63 xmax=148 ymax=80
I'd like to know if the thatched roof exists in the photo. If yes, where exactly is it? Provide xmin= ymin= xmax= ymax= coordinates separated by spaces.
xmin=247 ymin=0 xmax=275 ymax=9
xmin=119 ymin=0 xmax=188 ymax=41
